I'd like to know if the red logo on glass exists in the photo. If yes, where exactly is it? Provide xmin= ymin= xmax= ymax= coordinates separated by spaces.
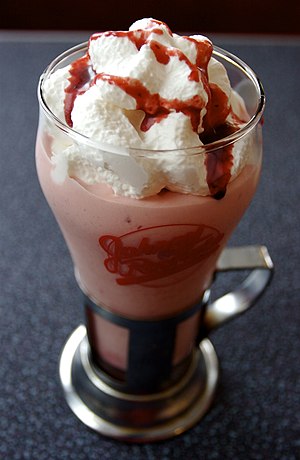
xmin=99 ymin=224 xmax=223 ymax=286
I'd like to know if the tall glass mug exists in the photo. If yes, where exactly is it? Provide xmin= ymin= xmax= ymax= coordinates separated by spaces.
xmin=36 ymin=44 xmax=273 ymax=441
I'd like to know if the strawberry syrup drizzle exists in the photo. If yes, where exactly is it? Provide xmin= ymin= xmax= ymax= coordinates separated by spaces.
xmin=64 ymin=54 xmax=96 ymax=127
xmin=96 ymin=73 xmax=205 ymax=133
xmin=149 ymin=40 xmax=200 ymax=82
xmin=64 ymin=23 xmax=241 ymax=198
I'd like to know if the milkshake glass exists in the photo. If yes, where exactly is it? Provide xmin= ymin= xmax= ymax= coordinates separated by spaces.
xmin=36 ymin=40 xmax=269 ymax=439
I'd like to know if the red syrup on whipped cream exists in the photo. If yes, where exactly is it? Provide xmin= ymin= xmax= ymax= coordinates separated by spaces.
xmin=64 ymin=55 xmax=96 ymax=127
xmin=63 ymin=25 xmax=245 ymax=199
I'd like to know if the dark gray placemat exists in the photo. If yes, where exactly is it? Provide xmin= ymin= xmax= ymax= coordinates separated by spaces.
xmin=0 ymin=38 xmax=299 ymax=459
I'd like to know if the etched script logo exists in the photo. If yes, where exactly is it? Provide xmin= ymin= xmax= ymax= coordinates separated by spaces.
xmin=99 ymin=224 xmax=224 ymax=286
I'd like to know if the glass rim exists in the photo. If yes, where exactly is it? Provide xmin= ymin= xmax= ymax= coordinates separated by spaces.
xmin=38 ymin=41 xmax=265 ymax=156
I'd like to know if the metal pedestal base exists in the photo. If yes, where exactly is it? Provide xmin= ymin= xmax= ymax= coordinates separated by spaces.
xmin=59 ymin=325 xmax=219 ymax=442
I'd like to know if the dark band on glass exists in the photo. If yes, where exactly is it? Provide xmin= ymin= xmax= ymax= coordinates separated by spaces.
xmin=84 ymin=293 xmax=209 ymax=393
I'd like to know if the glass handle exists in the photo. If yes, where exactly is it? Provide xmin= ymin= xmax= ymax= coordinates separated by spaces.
xmin=204 ymin=246 xmax=274 ymax=331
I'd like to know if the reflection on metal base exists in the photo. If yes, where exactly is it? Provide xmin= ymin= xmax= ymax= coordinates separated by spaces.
xmin=59 ymin=325 xmax=219 ymax=442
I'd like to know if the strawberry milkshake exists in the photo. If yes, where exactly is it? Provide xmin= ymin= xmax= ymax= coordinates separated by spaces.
xmin=36 ymin=19 xmax=264 ymax=390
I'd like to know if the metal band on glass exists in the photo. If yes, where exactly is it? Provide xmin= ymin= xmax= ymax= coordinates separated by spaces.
xmin=84 ymin=291 xmax=210 ymax=392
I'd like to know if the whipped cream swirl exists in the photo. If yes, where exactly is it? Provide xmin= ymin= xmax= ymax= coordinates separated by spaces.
xmin=43 ymin=18 xmax=250 ymax=198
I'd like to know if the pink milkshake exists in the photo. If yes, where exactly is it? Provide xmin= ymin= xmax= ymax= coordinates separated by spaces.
xmin=36 ymin=19 xmax=264 ymax=389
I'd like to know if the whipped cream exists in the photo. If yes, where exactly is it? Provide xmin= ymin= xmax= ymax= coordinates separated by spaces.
xmin=42 ymin=18 xmax=250 ymax=198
